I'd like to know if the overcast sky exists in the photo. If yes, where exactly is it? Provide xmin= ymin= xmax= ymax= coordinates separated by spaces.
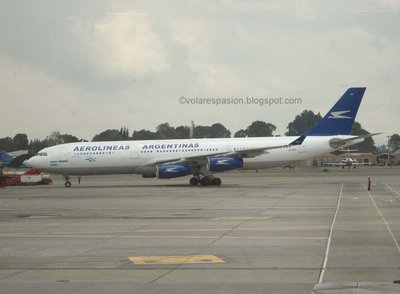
xmin=0 ymin=0 xmax=399 ymax=144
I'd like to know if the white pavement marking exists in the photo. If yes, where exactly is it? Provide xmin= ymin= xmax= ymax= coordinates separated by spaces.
xmin=0 ymin=233 xmax=326 ymax=239
xmin=318 ymin=183 xmax=344 ymax=284
xmin=0 ymin=206 xmax=334 ymax=211
xmin=364 ymin=184 xmax=400 ymax=254
xmin=383 ymin=182 xmax=400 ymax=196
xmin=136 ymin=226 xmax=330 ymax=232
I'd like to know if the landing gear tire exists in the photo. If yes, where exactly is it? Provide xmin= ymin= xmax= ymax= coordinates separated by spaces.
xmin=189 ymin=177 xmax=199 ymax=186
xmin=211 ymin=178 xmax=222 ymax=186
xmin=65 ymin=181 xmax=72 ymax=188
xmin=200 ymin=177 xmax=211 ymax=186
xmin=190 ymin=175 xmax=222 ymax=187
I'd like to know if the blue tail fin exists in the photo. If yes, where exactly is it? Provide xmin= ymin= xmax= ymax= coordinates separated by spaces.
xmin=304 ymin=87 xmax=366 ymax=136
xmin=0 ymin=152 xmax=15 ymax=165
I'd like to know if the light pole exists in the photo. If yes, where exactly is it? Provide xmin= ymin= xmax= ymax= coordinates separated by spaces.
xmin=189 ymin=121 xmax=195 ymax=139
xmin=387 ymin=135 xmax=391 ymax=167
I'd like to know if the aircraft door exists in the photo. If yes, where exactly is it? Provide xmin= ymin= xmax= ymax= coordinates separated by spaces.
xmin=59 ymin=148 xmax=68 ymax=162
xmin=297 ymin=145 xmax=306 ymax=153
xmin=130 ymin=145 xmax=139 ymax=159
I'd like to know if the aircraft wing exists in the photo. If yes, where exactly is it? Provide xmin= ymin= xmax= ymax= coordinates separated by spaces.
xmin=351 ymin=162 xmax=367 ymax=166
xmin=325 ymin=162 xmax=342 ymax=166
xmin=140 ymin=136 xmax=306 ymax=167
xmin=329 ymin=162 xmax=346 ymax=166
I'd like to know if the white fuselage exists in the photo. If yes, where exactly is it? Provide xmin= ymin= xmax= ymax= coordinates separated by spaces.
xmin=27 ymin=136 xmax=349 ymax=176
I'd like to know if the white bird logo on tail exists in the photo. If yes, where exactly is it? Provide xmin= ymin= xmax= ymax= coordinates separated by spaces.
xmin=328 ymin=110 xmax=352 ymax=119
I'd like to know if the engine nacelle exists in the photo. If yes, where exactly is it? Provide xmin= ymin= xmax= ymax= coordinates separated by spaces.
xmin=207 ymin=156 xmax=243 ymax=172
xmin=156 ymin=164 xmax=192 ymax=179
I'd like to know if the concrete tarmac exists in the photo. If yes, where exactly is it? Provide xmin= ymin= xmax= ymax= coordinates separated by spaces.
xmin=0 ymin=167 xmax=399 ymax=293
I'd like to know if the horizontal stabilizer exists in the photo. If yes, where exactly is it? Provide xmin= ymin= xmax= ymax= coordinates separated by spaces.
xmin=329 ymin=133 xmax=381 ymax=149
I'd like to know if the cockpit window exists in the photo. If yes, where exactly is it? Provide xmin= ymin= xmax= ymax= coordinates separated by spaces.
xmin=37 ymin=152 xmax=48 ymax=156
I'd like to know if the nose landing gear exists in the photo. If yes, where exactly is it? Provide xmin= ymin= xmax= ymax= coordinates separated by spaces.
xmin=64 ymin=176 xmax=72 ymax=188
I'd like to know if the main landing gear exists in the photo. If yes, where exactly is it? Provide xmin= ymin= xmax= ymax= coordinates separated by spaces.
xmin=189 ymin=175 xmax=222 ymax=186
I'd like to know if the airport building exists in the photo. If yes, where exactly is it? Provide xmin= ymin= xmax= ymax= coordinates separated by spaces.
xmin=297 ymin=152 xmax=400 ymax=167
xmin=376 ymin=151 xmax=400 ymax=166
xmin=296 ymin=153 xmax=382 ymax=167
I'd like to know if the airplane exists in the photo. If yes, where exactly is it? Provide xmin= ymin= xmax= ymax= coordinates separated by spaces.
xmin=26 ymin=87 xmax=379 ymax=188
xmin=327 ymin=157 xmax=364 ymax=168
xmin=0 ymin=151 xmax=29 ymax=168
xmin=325 ymin=148 xmax=367 ymax=168
xmin=340 ymin=157 xmax=365 ymax=168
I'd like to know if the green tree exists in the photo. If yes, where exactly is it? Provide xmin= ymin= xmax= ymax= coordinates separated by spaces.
xmin=376 ymin=144 xmax=387 ymax=154
xmin=193 ymin=125 xmax=212 ymax=138
xmin=46 ymin=131 xmax=64 ymax=146
xmin=246 ymin=121 xmax=276 ymax=137
xmin=350 ymin=122 xmax=377 ymax=153
xmin=209 ymin=123 xmax=231 ymax=138
xmin=26 ymin=132 xmax=80 ymax=156
xmin=92 ymin=129 xmax=124 ymax=141
xmin=156 ymin=123 xmax=178 ymax=139
xmin=388 ymin=134 xmax=400 ymax=152
xmin=44 ymin=131 xmax=79 ymax=145
xmin=13 ymin=133 xmax=29 ymax=150
xmin=194 ymin=123 xmax=230 ymax=138
xmin=234 ymin=129 xmax=247 ymax=138
xmin=0 ymin=134 xmax=29 ymax=152
xmin=175 ymin=125 xmax=190 ymax=139
xmin=59 ymin=134 xmax=80 ymax=143
xmin=28 ymin=139 xmax=48 ymax=156
xmin=131 ymin=129 xmax=158 ymax=140
xmin=119 ymin=127 xmax=130 ymax=140
xmin=285 ymin=110 xmax=322 ymax=136
xmin=0 ymin=137 xmax=14 ymax=152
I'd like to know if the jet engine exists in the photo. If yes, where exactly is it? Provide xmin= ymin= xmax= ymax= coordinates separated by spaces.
xmin=207 ymin=156 xmax=243 ymax=172
xmin=156 ymin=164 xmax=192 ymax=179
